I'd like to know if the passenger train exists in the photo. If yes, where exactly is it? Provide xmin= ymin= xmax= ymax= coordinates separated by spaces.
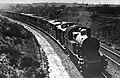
xmin=2 ymin=11 xmax=107 ymax=77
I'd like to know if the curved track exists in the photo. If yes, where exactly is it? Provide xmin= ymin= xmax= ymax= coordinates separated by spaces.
xmin=1 ymin=15 xmax=83 ymax=78
xmin=1 ymin=14 xmax=114 ymax=78
xmin=14 ymin=19 xmax=108 ymax=78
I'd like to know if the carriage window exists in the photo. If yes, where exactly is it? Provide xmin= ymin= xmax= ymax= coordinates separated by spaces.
xmin=61 ymin=23 xmax=75 ymax=28
xmin=73 ymin=32 xmax=79 ymax=39
xmin=68 ymin=23 xmax=74 ymax=25
xmin=61 ymin=25 xmax=67 ymax=28
xmin=81 ymin=31 xmax=87 ymax=35
xmin=55 ymin=24 xmax=61 ymax=26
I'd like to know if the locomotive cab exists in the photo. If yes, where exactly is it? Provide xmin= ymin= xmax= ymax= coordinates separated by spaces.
xmin=65 ymin=25 xmax=81 ymax=54
xmin=76 ymin=28 xmax=88 ymax=47
xmin=56 ymin=22 xmax=76 ymax=45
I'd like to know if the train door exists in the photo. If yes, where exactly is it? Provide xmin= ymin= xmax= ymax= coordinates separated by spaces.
xmin=38 ymin=19 xmax=43 ymax=28
xmin=60 ymin=30 xmax=65 ymax=45
xmin=39 ymin=20 xmax=45 ymax=29
xmin=49 ymin=23 xmax=52 ymax=35
xmin=58 ymin=29 xmax=62 ymax=44
xmin=51 ymin=24 xmax=56 ymax=38
xmin=55 ymin=26 xmax=58 ymax=39
xmin=46 ymin=22 xmax=50 ymax=33
xmin=56 ymin=25 xmax=65 ymax=45
xmin=43 ymin=21 xmax=48 ymax=32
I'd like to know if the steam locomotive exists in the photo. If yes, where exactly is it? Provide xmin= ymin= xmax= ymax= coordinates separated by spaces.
xmin=2 ymin=11 xmax=107 ymax=77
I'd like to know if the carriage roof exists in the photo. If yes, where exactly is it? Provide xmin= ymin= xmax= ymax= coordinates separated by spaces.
xmin=47 ymin=20 xmax=62 ymax=25
xmin=56 ymin=22 xmax=76 ymax=31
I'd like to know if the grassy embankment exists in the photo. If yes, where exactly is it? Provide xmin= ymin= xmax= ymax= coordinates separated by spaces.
xmin=0 ymin=16 xmax=49 ymax=78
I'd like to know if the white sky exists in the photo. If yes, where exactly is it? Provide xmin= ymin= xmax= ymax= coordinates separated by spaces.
xmin=0 ymin=0 xmax=119 ymax=4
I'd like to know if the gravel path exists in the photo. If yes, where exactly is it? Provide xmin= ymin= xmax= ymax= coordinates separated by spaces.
xmin=106 ymin=59 xmax=120 ymax=78
xmin=3 ymin=16 xmax=83 ymax=78
xmin=16 ymin=22 xmax=70 ymax=78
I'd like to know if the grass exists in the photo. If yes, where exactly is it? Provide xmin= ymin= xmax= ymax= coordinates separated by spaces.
xmin=0 ymin=16 xmax=49 ymax=78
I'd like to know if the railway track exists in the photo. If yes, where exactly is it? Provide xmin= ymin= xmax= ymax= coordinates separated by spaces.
xmin=18 ymin=20 xmax=110 ymax=78
xmin=99 ymin=44 xmax=120 ymax=78
xmin=100 ymin=43 xmax=120 ymax=66
xmin=2 ymin=15 xmax=116 ymax=78
xmin=18 ymin=20 xmax=109 ymax=78
xmin=100 ymin=47 xmax=120 ymax=66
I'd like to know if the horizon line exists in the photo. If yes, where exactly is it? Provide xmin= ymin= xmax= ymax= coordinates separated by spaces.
xmin=0 ymin=2 xmax=120 ymax=5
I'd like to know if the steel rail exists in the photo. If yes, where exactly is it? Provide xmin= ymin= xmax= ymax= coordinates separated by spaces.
xmin=2 ymin=14 xmax=111 ymax=78
xmin=17 ymin=18 xmax=109 ymax=78
xmin=100 ymin=43 xmax=120 ymax=58
xmin=99 ymin=46 xmax=120 ymax=66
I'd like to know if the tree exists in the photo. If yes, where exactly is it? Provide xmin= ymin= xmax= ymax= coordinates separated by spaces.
xmin=60 ymin=5 xmax=66 ymax=9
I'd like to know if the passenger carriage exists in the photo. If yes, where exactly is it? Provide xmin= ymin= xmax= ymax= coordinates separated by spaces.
xmin=47 ymin=20 xmax=62 ymax=39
